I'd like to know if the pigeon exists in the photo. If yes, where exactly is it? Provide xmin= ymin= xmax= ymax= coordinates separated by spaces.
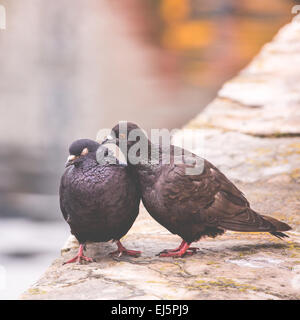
xmin=104 ymin=122 xmax=292 ymax=258
xmin=59 ymin=138 xmax=141 ymax=264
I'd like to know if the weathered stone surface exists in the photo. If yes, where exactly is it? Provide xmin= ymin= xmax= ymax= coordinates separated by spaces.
xmin=21 ymin=17 xmax=300 ymax=300
xmin=21 ymin=204 xmax=300 ymax=300
xmin=189 ymin=15 xmax=300 ymax=136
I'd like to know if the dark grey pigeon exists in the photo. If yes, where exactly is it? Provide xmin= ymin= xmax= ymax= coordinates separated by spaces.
xmin=59 ymin=138 xmax=141 ymax=264
xmin=105 ymin=122 xmax=292 ymax=258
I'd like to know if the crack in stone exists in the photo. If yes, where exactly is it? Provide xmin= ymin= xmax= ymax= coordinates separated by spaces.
xmin=87 ymin=269 xmax=147 ymax=299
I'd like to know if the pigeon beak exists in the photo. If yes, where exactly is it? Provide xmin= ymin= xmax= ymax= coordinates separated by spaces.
xmin=106 ymin=134 xmax=114 ymax=140
xmin=118 ymin=162 xmax=127 ymax=167
xmin=102 ymin=135 xmax=114 ymax=145
xmin=65 ymin=155 xmax=77 ymax=167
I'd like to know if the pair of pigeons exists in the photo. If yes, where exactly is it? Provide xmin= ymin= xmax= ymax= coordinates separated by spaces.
xmin=60 ymin=122 xmax=291 ymax=264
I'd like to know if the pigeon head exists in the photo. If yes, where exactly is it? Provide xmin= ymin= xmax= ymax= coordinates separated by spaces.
xmin=110 ymin=121 xmax=141 ymax=140
xmin=66 ymin=139 xmax=100 ymax=167
xmin=106 ymin=121 xmax=148 ymax=149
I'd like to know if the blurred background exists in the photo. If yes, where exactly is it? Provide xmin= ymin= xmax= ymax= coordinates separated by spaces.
xmin=0 ymin=0 xmax=299 ymax=299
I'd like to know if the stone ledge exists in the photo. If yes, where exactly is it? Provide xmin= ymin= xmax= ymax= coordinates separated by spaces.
xmin=21 ymin=204 xmax=300 ymax=300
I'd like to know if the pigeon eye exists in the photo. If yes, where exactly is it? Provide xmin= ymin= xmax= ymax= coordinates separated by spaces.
xmin=81 ymin=148 xmax=89 ymax=156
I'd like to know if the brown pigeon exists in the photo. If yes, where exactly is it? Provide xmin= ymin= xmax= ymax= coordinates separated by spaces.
xmin=104 ymin=122 xmax=292 ymax=258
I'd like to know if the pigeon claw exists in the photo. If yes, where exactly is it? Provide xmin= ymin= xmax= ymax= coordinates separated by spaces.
xmin=63 ymin=255 xmax=94 ymax=265
xmin=158 ymin=241 xmax=198 ymax=258
xmin=110 ymin=249 xmax=141 ymax=257
xmin=159 ymin=251 xmax=186 ymax=258
xmin=63 ymin=244 xmax=94 ymax=265
xmin=110 ymin=240 xmax=141 ymax=258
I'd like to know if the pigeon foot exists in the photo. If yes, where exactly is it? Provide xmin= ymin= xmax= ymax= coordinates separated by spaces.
xmin=158 ymin=241 xmax=198 ymax=258
xmin=63 ymin=244 xmax=94 ymax=265
xmin=110 ymin=240 xmax=141 ymax=257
